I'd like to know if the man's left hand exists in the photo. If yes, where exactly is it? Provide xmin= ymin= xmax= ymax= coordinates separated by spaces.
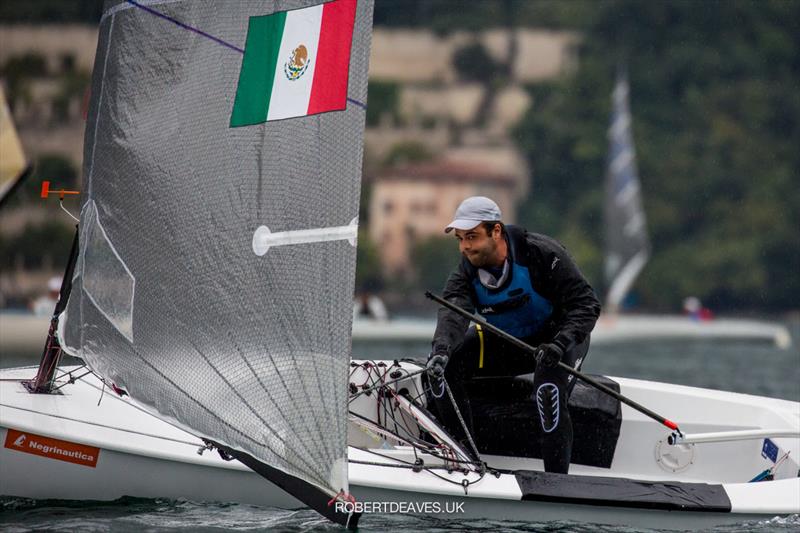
xmin=426 ymin=353 xmax=449 ymax=379
xmin=535 ymin=343 xmax=563 ymax=369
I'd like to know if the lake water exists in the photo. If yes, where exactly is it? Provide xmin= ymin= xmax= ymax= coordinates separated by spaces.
xmin=2 ymin=320 xmax=798 ymax=532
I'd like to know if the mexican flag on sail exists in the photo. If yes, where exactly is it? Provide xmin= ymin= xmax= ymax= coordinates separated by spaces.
xmin=230 ymin=0 xmax=356 ymax=126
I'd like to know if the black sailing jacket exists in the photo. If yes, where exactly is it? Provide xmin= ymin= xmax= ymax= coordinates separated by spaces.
xmin=431 ymin=225 xmax=602 ymax=356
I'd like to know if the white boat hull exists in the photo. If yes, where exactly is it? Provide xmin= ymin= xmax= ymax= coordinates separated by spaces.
xmin=1 ymin=364 xmax=798 ymax=529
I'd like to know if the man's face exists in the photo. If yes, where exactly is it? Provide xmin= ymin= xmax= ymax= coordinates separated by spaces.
xmin=454 ymin=224 xmax=501 ymax=268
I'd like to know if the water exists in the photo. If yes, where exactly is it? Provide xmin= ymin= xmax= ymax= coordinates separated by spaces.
xmin=2 ymin=497 xmax=799 ymax=532
xmin=351 ymin=320 xmax=800 ymax=402
xmin=2 ymin=321 xmax=798 ymax=532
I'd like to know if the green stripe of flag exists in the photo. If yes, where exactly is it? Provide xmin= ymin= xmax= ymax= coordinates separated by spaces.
xmin=230 ymin=11 xmax=287 ymax=127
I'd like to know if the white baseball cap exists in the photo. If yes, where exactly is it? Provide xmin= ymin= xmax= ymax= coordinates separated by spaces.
xmin=444 ymin=196 xmax=502 ymax=233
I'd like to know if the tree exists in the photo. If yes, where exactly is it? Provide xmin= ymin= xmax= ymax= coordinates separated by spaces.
xmin=355 ymin=229 xmax=384 ymax=292
xmin=513 ymin=0 xmax=800 ymax=312
xmin=411 ymin=236 xmax=459 ymax=293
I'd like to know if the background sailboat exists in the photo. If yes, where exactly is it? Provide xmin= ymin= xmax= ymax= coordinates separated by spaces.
xmin=603 ymin=69 xmax=649 ymax=315
xmin=0 ymin=86 xmax=33 ymax=208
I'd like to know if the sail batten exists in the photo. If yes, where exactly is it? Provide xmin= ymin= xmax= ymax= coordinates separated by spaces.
xmin=62 ymin=0 xmax=373 ymax=518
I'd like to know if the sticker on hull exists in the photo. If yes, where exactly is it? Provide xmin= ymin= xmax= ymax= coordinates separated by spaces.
xmin=4 ymin=429 xmax=100 ymax=467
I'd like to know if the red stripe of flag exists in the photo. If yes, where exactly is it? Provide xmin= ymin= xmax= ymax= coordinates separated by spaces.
xmin=307 ymin=0 xmax=356 ymax=115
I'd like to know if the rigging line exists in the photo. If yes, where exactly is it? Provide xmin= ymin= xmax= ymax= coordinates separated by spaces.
xmin=97 ymin=380 xmax=106 ymax=406
xmin=0 ymin=403 xmax=203 ymax=448
xmin=55 ymin=364 xmax=87 ymax=382
xmin=405 ymin=370 xmax=428 ymax=406
xmin=346 ymin=98 xmax=367 ymax=109
xmin=444 ymin=379 xmax=482 ymax=462
xmin=352 ymin=449 xmax=487 ymax=487
xmin=386 ymin=396 xmax=405 ymax=443
xmin=377 ymin=364 xmax=387 ymax=428
xmin=349 ymin=367 xmax=427 ymax=401
xmin=125 ymin=0 xmax=244 ymax=54
xmin=382 ymin=387 xmax=479 ymax=468
xmin=349 ymin=457 xmax=485 ymax=477
xmin=50 ymin=371 xmax=93 ymax=391
xmin=349 ymin=459 xmax=417 ymax=470
xmin=384 ymin=393 xmax=466 ymax=464
xmin=60 ymin=200 xmax=80 ymax=222
xmin=74 ymin=371 xmax=294 ymax=456
xmin=369 ymin=368 xmax=397 ymax=438
xmin=383 ymin=386 xmax=422 ymax=446
xmin=378 ymin=387 xmax=408 ymax=443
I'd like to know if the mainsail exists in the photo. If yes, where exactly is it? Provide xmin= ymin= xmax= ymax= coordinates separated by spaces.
xmin=604 ymin=70 xmax=649 ymax=313
xmin=61 ymin=0 xmax=373 ymax=525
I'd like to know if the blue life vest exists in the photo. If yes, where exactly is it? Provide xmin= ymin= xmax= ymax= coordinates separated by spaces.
xmin=469 ymin=233 xmax=553 ymax=338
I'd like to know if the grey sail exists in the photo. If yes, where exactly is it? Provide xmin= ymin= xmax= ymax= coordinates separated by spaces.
xmin=604 ymin=71 xmax=649 ymax=313
xmin=60 ymin=0 xmax=373 ymax=522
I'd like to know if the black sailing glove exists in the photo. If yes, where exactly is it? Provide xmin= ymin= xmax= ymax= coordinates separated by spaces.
xmin=426 ymin=353 xmax=449 ymax=379
xmin=535 ymin=343 xmax=563 ymax=369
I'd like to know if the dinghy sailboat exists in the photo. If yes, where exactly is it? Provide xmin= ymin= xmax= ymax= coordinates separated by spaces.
xmin=1 ymin=1 xmax=798 ymax=529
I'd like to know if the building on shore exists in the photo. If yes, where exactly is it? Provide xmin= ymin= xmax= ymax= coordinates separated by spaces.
xmin=369 ymin=157 xmax=523 ymax=277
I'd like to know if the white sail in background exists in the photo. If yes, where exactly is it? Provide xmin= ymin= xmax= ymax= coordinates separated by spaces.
xmin=0 ymin=86 xmax=30 ymax=206
xmin=60 ymin=0 xmax=373 ymax=523
xmin=604 ymin=71 xmax=650 ymax=313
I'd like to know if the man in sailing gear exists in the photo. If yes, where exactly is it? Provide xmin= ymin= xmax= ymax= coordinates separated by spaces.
xmin=430 ymin=196 xmax=601 ymax=474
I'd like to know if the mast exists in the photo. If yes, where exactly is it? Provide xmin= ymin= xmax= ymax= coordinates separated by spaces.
xmin=25 ymin=227 xmax=79 ymax=393
xmin=604 ymin=69 xmax=650 ymax=313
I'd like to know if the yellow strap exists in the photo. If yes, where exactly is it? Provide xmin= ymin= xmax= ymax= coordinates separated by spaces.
xmin=476 ymin=324 xmax=485 ymax=369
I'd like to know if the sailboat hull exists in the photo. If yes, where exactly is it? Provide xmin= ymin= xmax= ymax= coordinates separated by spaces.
xmin=1 ymin=364 xmax=798 ymax=530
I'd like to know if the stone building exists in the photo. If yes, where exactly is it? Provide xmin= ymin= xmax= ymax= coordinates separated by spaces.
xmin=369 ymin=160 xmax=520 ymax=276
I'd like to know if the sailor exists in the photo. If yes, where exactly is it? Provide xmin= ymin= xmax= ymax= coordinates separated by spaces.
xmin=427 ymin=196 xmax=601 ymax=474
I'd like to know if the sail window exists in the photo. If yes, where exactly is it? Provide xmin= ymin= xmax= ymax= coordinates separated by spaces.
xmin=82 ymin=200 xmax=135 ymax=343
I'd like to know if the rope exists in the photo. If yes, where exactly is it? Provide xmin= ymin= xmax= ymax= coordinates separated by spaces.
xmin=349 ymin=367 xmax=427 ymax=401
xmin=444 ymin=379 xmax=482 ymax=462
xmin=351 ymin=448 xmax=488 ymax=491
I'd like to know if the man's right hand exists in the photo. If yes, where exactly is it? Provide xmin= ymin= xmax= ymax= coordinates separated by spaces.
xmin=426 ymin=353 xmax=449 ymax=379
